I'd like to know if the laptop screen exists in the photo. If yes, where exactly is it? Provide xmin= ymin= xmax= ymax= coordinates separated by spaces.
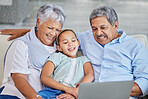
xmin=78 ymin=80 xmax=134 ymax=99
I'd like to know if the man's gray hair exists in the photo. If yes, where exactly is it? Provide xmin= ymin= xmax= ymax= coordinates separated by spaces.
xmin=89 ymin=6 xmax=118 ymax=26
xmin=37 ymin=4 xmax=65 ymax=26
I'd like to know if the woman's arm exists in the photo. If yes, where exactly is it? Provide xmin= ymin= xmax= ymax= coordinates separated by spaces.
xmin=7 ymin=40 xmax=42 ymax=99
xmin=0 ymin=29 xmax=30 ymax=41
xmin=41 ymin=61 xmax=78 ymax=98
xmin=11 ymin=73 xmax=43 ymax=99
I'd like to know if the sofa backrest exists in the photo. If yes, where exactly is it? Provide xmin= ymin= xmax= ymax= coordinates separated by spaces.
xmin=130 ymin=34 xmax=148 ymax=49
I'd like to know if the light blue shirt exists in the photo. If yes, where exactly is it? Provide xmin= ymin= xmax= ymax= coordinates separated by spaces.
xmin=76 ymin=30 xmax=148 ymax=96
xmin=47 ymin=52 xmax=90 ymax=87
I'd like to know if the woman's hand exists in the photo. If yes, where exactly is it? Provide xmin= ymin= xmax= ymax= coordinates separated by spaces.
xmin=0 ymin=29 xmax=30 ymax=41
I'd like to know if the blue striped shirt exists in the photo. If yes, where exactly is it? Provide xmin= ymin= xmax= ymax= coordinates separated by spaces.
xmin=76 ymin=30 xmax=148 ymax=96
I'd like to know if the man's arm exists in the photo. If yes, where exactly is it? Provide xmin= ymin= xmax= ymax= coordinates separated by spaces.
xmin=131 ymin=43 xmax=148 ymax=97
xmin=0 ymin=29 xmax=30 ymax=40
xmin=130 ymin=82 xmax=142 ymax=97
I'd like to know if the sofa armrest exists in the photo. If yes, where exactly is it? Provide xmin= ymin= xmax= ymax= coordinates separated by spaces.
xmin=0 ymin=35 xmax=12 ymax=85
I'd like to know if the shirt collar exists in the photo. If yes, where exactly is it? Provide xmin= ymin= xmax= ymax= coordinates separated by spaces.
xmin=111 ymin=30 xmax=127 ymax=44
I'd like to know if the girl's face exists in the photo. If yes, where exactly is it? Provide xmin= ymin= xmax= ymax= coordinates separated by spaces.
xmin=36 ymin=18 xmax=62 ymax=46
xmin=57 ymin=31 xmax=79 ymax=58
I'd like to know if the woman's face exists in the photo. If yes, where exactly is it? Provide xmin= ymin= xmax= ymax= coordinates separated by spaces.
xmin=36 ymin=18 xmax=62 ymax=46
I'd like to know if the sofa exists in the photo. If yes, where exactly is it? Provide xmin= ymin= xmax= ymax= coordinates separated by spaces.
xmin=0 ymin=34 xmax=148 ymax=99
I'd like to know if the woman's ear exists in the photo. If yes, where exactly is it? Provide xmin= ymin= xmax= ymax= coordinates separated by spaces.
xmin=56 ymin=45 xmax=62 ymax=52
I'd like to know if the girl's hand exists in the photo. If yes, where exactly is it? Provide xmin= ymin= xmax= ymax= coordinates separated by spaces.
xmin=64 ymin=87 xmax=78 ymax=98
xmin=56 ymin=93 xmax=75 ymax=99
xmin=75 ymin=83 xmax=80 ymax=88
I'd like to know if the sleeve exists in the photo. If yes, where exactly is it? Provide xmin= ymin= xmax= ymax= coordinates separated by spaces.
xmin=81 ymin=56 xmax=91 ymax=66
xmin=132 ymin=43 xmax=148 ymax=96
xmin=6 ymin=40 xmax=30 ymax=74
xmin=76 ymin=30 xmax=92 ymax=51
xmin=46 ymin=53 xmax=62 ymax=68
xmin=76 ymin=32 xmax=82 ymax=50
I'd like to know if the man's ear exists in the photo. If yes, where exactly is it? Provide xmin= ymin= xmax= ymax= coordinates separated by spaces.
xmin=37 ymin=18 xmax=40 ymax=28
xmin=114 ymin=21 xmax=119 ymax=29
xmin=56 ymin=45 xmax=62 ymax=52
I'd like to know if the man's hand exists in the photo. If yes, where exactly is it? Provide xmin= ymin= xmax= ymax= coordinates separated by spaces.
xmin=130 ymin=83 xmax=142 ymax=97
xmin=0 ymin=29 xmax=30 ymax=41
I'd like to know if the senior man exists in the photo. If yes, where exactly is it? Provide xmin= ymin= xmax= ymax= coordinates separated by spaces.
xmin=76 ymin=6 xmax=148 ymax=99
xmin=0 ymin=6 xmax=148 ymax=99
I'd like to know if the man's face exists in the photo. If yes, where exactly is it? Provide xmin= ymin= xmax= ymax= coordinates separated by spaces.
xmin=91 ymin=16 xmax=119 ymax=45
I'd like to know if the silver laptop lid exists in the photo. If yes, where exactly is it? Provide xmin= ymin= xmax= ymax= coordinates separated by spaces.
xmin=78 ymin=80 xmax=134 ymax=99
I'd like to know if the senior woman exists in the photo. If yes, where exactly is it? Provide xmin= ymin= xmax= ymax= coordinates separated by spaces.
xmin=0 ymin=4 xmax=65 ymax=99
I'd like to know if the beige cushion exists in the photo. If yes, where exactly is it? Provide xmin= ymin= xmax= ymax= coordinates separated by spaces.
xmin=0 ymin=35 xmax=12 ymax=85
xmin=130 ymin=34 xmax=148 ymax=49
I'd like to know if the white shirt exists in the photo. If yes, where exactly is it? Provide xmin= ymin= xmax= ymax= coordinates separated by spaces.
xmin=1 ymin=40 xmax=56 ymax=99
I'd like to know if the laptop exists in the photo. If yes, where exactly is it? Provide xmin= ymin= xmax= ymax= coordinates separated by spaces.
xmin=77 ymin=80 xmax=134 ymax=99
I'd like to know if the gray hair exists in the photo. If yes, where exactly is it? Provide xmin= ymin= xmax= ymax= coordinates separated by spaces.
xmin=90 ymin=6 xmax=118 ymax=26
xmin=37 ymin=4 xmax=65 ymax=26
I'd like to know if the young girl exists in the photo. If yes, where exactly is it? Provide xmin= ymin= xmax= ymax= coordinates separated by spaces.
xmin=38 ymin=29 xmax=94 ymax=99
